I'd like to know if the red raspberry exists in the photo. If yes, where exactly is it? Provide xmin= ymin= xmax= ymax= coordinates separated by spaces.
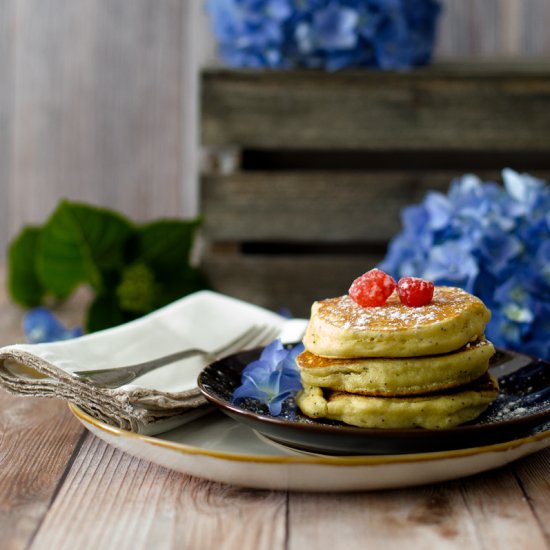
xmin=349 ymin=269 xmax=397 ymax=307
xmin=397 ymin=277 xmax=434 ymax=307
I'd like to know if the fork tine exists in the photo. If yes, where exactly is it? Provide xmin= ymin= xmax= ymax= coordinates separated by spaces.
xmin=244 ymin=325 xmax=280 ymax=350
xmin=213 ymin=324 xmax=263 ymax=357
xmin=260 ymin=326 xmax=281 ymax=346
xmin=213 ymin=323 xmax=284 ymax=360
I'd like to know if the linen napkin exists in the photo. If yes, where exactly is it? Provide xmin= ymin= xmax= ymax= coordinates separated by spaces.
xmin=0 ymin=291 xmax=307 ymax=435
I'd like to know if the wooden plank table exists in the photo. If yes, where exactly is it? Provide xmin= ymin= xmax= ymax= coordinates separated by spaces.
xmin=0 ymin=281 xmax=548 ymax=550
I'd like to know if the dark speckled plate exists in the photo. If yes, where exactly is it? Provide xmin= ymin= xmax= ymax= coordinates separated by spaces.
xmin=197 ymin=346 xmax=550 ymax=455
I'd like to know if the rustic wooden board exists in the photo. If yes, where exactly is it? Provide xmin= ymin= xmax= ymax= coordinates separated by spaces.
xmin=203 ymin=254 xmax=383 ymax=315
xmin=288 ymin=463 xmax=550 ymax=549
xmin=514 ymin=450 xmax=550 ymax=541
xmin=203 ymin=170 xmax=467 ymax=242
xmin=20 ymin=443 xmax=550 ymax=549
xmin=6 ymin=0 xmax=186 ymax=255
xmin=0 ymin=270 xmax=85 ymax=549
xmin=0 ymin=0 xmax=14 ymax=264
xmin=31 ymin=435 xmax=287 ymax=550
xmin=201 ymin=63 xmax=550 ymax=151
xmin=518 ymin=0 xmax=550 ymax=56
xmin=457 ymin=466 xmax=549 ymax=549
xmin=436 ymin=0 xmax=550 ymax=58
xmin=0 ymin=394 xmax=85 ymax=550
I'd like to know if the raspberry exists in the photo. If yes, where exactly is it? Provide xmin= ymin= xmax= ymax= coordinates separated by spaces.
xmin=349 ymin=269 xmax=397 ymax=307
xmin=397 ymin=277 xmax=434 ymax=307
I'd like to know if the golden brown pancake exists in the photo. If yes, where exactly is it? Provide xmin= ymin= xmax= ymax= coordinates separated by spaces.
xmin=296 ymin=339 xmax=495 ymax=396
xmin=302 ymin=286 xmax=491 ymax=358
xmin=296 ymin=373 xmax=499 ymax=429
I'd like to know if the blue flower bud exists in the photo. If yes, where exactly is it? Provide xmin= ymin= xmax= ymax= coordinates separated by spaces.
xmin=24 ymin=307 xmax=83 ymax=344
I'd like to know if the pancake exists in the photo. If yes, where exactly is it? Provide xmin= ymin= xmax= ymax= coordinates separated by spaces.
xmin=296 ymin=339 xmax=495 ymax=396
xmin=296 ymin=373 xmax=499 ymax=429
xmin=302 ymin=286 xmax=491 ymax=358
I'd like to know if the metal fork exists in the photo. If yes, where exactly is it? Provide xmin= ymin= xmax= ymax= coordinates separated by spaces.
xmin=71 ymin=324 xmax=280 ymax=389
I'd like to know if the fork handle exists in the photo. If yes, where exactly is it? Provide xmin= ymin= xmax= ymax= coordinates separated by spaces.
xmin=73 ymin=348 xmax=209 ymax=389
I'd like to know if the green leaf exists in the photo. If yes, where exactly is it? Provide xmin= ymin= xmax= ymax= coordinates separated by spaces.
xmin=7 ymin=226 xmax=45 ymax=307
xmin=135 ymin=218 xmax=201 ymax=282
xmin=86 ymin=294 xmax=128 ymax=333
xmin=116 ymin=262 xmax=158 ymax=314
xmin=36 ymin=201 xmax=135 ymax=297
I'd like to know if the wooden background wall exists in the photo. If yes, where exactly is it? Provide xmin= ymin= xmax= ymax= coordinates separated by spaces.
xmin=1 ymin=0 xmax=549 ymax=259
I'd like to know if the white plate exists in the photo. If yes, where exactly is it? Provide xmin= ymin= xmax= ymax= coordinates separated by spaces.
xmin=70 ymin=404 xmax=550 ymax=492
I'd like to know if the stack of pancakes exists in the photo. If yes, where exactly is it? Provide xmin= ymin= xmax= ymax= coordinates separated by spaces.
xmin=296 ymin=286 xmax=499 ymax=429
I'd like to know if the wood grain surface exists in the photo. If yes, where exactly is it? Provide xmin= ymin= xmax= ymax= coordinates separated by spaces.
xmin=201 ymin=64 xmax=550 ymax=151
xmin=287 ymin=466 xmax=550 ymax=549
xmin=1 ymin=0 xmax=188 ymax=259
xmin=202 ymin=169 xmax=550 ymax=244
xmin=0 ymin=0 xmax=15 ymax=266
xmin=513 ymin=450 xmax=550 ymax=541
xmin=0 ymin=270 xmax=86 ymax=550
xmin=436 ymin=0 xmax=550 ymax=58
xmin=202 ymin=171 xmax=454 ymax=243
xmin=31 ymin=435 xmax=287 ymax=550
xmin=0 ymin=394 xmax=85 ymax=550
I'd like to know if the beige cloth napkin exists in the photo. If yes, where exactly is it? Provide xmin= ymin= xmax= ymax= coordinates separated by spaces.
xmin=0 ymin=291 xmax=307 ymax=434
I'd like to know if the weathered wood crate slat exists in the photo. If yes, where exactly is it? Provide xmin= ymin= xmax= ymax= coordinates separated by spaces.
xmin=203 ymin=171 xmax=452 ymax=243
xmin=200 ymin=63 xmax=550 ymax=316
xmin=202 ymin=63 xmax=550 ymax=152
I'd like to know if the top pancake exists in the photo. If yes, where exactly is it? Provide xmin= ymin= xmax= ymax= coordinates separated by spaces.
xmin=303 ymin=286 xmax=491 ymax=358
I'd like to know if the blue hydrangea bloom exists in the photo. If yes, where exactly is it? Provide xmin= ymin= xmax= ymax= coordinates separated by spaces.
xmin=24 ymin=307 xmax=83 ymax=344
xmin=379 ymin=169 xmax=550 ymax=359
xmin=206 ymin=0 xmax=441 ymax=70
xmin=233 ymin=339 xmax=304 ymax=415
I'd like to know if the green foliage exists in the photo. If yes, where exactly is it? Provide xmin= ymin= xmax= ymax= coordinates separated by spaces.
xmin=116 ymin=263 xmax=158 ymax=314
xmin=86 ymin=293 xmax=127 ymax=333
xmin=7 ymin=201 xmax=209 ymax=332
xmin=36 ymin=201 xmax=135 ymax=297
xmin=137 ymin=219 xmax=201 ymax=277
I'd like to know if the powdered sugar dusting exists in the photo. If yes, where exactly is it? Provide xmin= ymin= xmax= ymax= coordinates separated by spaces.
xmin=319 ymin=287 xmax=482 ymax=331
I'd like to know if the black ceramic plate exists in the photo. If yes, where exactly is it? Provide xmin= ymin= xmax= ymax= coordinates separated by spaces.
xmin=197 ymin=346 xmax=550 ymax=455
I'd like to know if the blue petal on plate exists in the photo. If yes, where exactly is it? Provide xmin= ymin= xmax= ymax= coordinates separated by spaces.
xmin=232 ymin=340 xmax=304 ymax=416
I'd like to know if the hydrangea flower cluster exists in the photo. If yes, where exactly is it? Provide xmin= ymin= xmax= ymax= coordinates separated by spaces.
xmin=379 ymin=169 xmax=550 ymax=359
xmin=206 ymin=0 xmax=441 ymax=71
xmin=233 ymin=339 xmax=304 ymax=415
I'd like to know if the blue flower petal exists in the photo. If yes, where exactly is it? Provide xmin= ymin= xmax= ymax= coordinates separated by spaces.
xmin=232 ymin=376 xmax=269 ymax=402
xmin=313 ymin=4 xmax=359 ymax=50
xmin=24 ymin=308 xmax=83 ymax=344
xmin=424 ymin=191 xmax=452 ymax=231
xmin=232 ymin=339 xmax=304 ymax=416
xmin=423 ymin=241 xmax=479 ymax=292
xmin=259 ymin=339 xmax=288 ymax=365
xmin=478 ymin=230 xmax=523 ymax=276
xmin=502 ymin=168 xmax=547 ymax=208
xmin=379 ymin=169 xmax=550 ymax=359
xmin=206 ymin=0 xmax=441 ymax=70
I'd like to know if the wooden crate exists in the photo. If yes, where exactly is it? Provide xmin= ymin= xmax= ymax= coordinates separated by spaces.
xmin=200 ymin=62 xmax=550 ymax=316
